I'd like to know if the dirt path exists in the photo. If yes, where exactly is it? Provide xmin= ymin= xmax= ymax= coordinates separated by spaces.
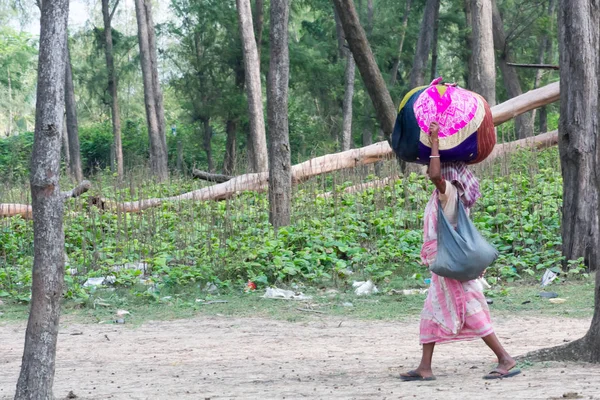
xmin=1 ymin=314 xmax=598 ymax=400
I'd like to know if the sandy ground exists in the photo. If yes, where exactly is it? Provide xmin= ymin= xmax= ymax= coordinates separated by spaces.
xmin=1 ymin=314 xmax=599 ymax=400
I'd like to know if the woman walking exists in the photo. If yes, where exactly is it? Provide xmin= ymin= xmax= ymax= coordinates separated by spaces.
xmin=400 ymin=122 xmax=520 ymax=381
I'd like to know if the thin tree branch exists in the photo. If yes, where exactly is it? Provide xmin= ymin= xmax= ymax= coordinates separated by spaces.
xmin=109 ymin=0 xmax=120 ymax=22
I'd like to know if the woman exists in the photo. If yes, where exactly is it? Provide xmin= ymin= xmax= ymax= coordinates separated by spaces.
xmin=400 ymin=121 xmax=520 ymax=381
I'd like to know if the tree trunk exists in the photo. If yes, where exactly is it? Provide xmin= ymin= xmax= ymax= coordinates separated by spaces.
xmin=409 ymin=0 xmax=441 ymax=88
xmin=7 ymin=66 xmax=11 ymax=136
xmin=61 ymin=114 xmax=70 ymax=173
xmin=389 ymin=0 xmax=412 ymax=86
xmin=332 ymin=0 xmax=396 ymax=139
xmin=366 ymin=0 xmax=374 ymax=38
xmin=491 ymin=0 xmax=533 ymax=138
xmin=469 ymin=0 xmax=496 ymax=105
xmin=64 ymin=41 xmax=84 ymax=183
xmin=267 ymin=0 xmax=292 ymax=229
xmin=236 ymin=0 xmax=269 ymax=172
xmin=202 ymin=118 xmax=214 ymax=173
xmin=430 ymin=2 xmax=440 ymax=82
xmin=145 ymin=0 xmax=168 ymax=168
xmin=334 ymin=7 xmax=356 ymax=152
xmin=463 ymin=0 xmax=473 ymax=86
xmin=253 ymin=0 xmax=264 ymax=59
xmin=102 ymin=0 xmax=124 ymax=178
xmin=224 ymin=119 xmax=237 ymax=175
xmin=557 ymin=1 xmax=599 ymax=271
xmin=14 ymin=0 xmax=68 ymax=398
xmin=525 ymin=0 xmax=600 ymax=364
xmin=533 ymin=0 xmax=556 ymax=132
xmin=134 ymin=0 xmax=168 ymax=181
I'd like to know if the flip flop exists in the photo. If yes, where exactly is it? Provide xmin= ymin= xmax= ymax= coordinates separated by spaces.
xmin=483 ymin=368 xmax=521 ymax=380
xmin=399 ymin=370 xmax=437 ymax=381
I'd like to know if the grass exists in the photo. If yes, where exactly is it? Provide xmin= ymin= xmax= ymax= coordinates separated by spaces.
xmin=0 ymin=278 xmax=594 ymax=327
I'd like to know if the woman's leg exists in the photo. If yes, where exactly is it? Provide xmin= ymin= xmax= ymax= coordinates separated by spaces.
xmin=401 ymin=343 xmax=436 ymax=379
xmin=481 ymin=333 xmax=516 ymax=372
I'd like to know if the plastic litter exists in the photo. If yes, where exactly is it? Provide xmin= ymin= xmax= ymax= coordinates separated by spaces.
xmin=549 ymin=298 xmax=567 ymax=304
xmin=263 ymin=287 xmax=312 ymax=300
xmin=541 ymin=269 xmax=558 ymax=287
xmin=400 ymin=288 xmax=428 ymax=295
xmin=353 ymin=280 xmax=379 ymax=296
xmin=83 ymin=276 xmax=115 ymax=288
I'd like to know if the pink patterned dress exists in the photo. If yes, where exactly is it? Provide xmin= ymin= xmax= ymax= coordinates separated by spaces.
xmin=419 ymin=178 xmax=494 ymax=344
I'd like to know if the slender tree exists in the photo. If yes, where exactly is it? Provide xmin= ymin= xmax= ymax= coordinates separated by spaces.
xmin=334 ymin=8 xmax=356 ymax=151
xmin=409 ymin=0 xmax=440 ymax=88
xmin=267 ymin=0 xmax=292 ymax=228
xmin=527 ymin=0 xmax=600 ymax=363
xmin=389 ymin=0 xmax=411 ymax=86
xmin=14 ymin=0 xmax=69 ymax=398
xmin=236 ymin=0 xmax=269 ymax=172
xmin=102 ymin=0 xmax=124 ymax=178
xmin=253 ymin=0 xmax=264 ymax=58
xmin=469 ymin=0 xmax=496 ymax=105
xmin=331 ymin=0 xmax=396 ymax=138
xmin=64 ymin=41 xmax=83 ymax=182
xmin=134 ymin=0 xmax=168 ymax=181
xmin=491 ymin=0 xmax=533 ymax=138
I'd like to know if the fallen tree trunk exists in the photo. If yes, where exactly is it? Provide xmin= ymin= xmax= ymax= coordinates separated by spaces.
xmin=192 ymin=169 xmax=233 ymax=183
xmin=0 ymin=180 xmax=91 ymax=219
xmin=1 ymin=81 xmax=561 ymax=216
xmin=319 ymin=130 xmax=559 ymax=198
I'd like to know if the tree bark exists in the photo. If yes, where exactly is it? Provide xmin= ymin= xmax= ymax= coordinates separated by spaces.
xmin=491 ymin=0 xmax=533 ymax=138
xmin=267 ymin=0 xmax=292 ymax=229
xmin=102 ymin=0 xmax=124 ymax=178
xmin=134 ymin=0 xmax=168 ymax=181
xmin=253 ymin=0 xmax=264 ymax=59
xmin=332 ymin=0 xmax=396 ymax=139
xmin=61 ymin=114 xmax=70 ymax=175
xmin=14 ymin=0 xmax=69 ymax=398
xmin=224 ymin=119 xmax=237 ymax=175
xmin=202 ymin=118 xmax=214 ymax=173
xmin=334 ymin=7 xmax=356 ymax=151
xmin=236 ymin=0 xmax=269 ymax=172
xmin=389 ymin=0 xmax=412 ymax=86
xmin=557 ymin=0 xmax=599 ymax=271
xmin=430 ymin=2 xmax=440 ymax=82
xmin=469 ymin=0 xmax=496 ymax=105
xmin=409 ymin=0 xmax=441 ymax=88
xmin=64 ymin=41 xmax=84 ymax=183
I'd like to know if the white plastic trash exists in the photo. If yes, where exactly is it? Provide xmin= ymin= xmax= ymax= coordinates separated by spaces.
xmin=353 ymin=280 xmax=379 ymax=296
xmin=263 ymin=287 xmax=312 ymax=300
xmin=541 ymin=269 xmax=558 ymax=287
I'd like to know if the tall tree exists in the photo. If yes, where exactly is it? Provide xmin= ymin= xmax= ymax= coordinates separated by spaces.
xmin=491 ymin=0 xmax=533 ymax=138
xmin=331 ymin=0 xmax=396 ymax=138
xmin=268 ymin=0 xmax=291 ymax=228
xmin=14 ymin=0 xmax=68 ymax=398
xmin=409 ymin=0 xmax=440 ymax=88
xmin=469 ymin=0 xmax=496 ymax=105
xmin=334 ymin=8 xmax=356 ymax=151
xmin=64 ymin=40 xmax=84 ymax=182
xmin=533 ymin=0 xmax=556 ymax=133
xmin=102 ymin=0 xmax=124 ymax=178
xmin=253 ymin=0 xmax=264 ymax=58
xmin=528 ymin=0 xmax=600 ymax=363
xmin=236 ymin=0 xmax=269 ymax=172
xmin=134 ymin=0 xmax=168 ymax=181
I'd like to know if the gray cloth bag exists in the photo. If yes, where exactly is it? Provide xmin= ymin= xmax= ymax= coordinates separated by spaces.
xmin=429 ymin=195 xmax=498 ymax=281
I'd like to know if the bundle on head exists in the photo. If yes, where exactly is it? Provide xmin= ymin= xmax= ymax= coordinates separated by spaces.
xmin=391 ymin=77 xmax=495 ymax=165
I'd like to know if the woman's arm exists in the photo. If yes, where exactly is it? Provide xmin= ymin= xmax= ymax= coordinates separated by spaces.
xmin=428 ymin=121 xmax=446 ymax=193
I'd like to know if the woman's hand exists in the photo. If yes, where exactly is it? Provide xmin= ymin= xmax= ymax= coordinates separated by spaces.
xmin=429 ymin=121 xmax=440 ymax=141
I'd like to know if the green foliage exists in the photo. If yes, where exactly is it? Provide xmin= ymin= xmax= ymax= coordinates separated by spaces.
xmin=0 ymin=148 xmax=582 ymax=303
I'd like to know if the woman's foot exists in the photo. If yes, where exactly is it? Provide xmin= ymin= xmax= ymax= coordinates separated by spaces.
xmin=400 ymin=369 xmax=436 ymax=381
xmin=483 ymin=357 xmax=521 ymax=380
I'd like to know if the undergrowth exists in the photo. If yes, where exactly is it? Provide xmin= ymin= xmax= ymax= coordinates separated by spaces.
xmin=0 ymin=147 xmax=586 ymax=304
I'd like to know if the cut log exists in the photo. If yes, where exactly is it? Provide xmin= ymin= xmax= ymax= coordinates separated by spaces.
xmin=319 ymin=130 xmax=559 ymax=198
xmin=192 ymin=169 xmax=233 ymax=183
xmin=491 ymin=81 xmax=560 ymax=126
xmin=0 ymin=181 xmax=91 ymax=219
xmin=1 ymin=81 xmax=561 ymax=216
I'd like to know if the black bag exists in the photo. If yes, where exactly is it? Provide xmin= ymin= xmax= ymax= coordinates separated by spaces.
xmin=429 ymin=194 xmax=498 ymax=281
